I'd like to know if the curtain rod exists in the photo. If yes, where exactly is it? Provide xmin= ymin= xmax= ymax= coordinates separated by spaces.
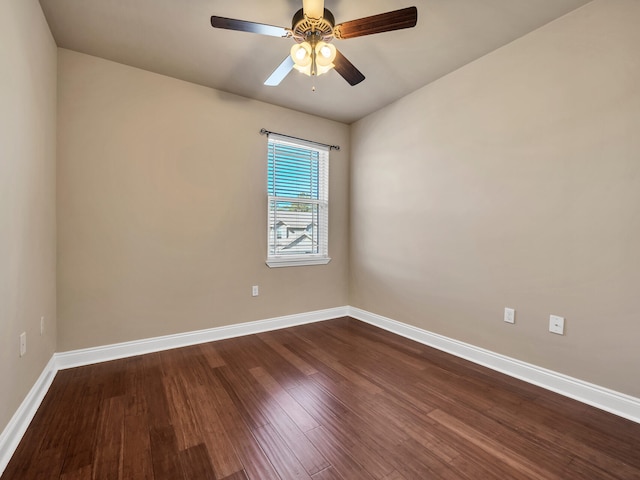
xmin=259 ymin=128 xmax=340 ymax=151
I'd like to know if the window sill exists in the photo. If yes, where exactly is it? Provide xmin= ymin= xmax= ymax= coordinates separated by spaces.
xmin=266 ymin=257 xmax=331 ymax=268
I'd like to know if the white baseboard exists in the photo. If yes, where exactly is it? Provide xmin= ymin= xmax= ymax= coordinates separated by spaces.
xmin=54 ymin=306 xmax=349 ymax=370
xmin=0 ymin=355 xmax=58 ymax=475
xmin=348 ymin=306 xmax=640 ymax=424
xmin=2 ymin=304 xmax=639 ymax=476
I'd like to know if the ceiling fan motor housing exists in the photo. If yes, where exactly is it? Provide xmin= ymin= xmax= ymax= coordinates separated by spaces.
xmin=291 ymin=8 xmax=335 ymax=43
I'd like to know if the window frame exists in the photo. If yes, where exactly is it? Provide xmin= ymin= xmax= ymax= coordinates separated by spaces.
xmin=266 ymin=134 xmax=330 ymax=268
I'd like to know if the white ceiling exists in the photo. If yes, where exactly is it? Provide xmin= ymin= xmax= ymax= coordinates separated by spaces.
xmin=39 ymin=0 xmax=592 ymax=124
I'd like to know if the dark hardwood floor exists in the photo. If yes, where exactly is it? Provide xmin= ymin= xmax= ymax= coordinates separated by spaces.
xmin=3 ymin=317 xmax=640 ymax=479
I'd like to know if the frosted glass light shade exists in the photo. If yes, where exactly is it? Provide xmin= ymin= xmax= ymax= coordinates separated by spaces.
xmin=291 ymin=42 xmax=312 ymax=75
xmin=315 ymin=42 xmax=336 ymax=67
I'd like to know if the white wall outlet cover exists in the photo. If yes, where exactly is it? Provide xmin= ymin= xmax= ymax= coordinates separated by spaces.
xmin=504 ymin=307 xmax=515 ymax=324
xmin=19 ymin=332 xmax=27 ymax=357
xmin=252 ymin=285 xmax=259 ymax=297
xmin=549 ymin=315 xmax=565 ymax=335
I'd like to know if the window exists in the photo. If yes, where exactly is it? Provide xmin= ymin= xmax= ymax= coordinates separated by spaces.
xmin=267 ymin=134 xmax=330 ymax=267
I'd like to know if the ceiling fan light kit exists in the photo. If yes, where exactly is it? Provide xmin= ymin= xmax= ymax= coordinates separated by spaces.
xmin=290 ymin=40 xmax=336 ymax=77
xmin=290 ymin=6 xmax=337 ymax=78
xmin=211 ymin=1 xmax=418 ymax=87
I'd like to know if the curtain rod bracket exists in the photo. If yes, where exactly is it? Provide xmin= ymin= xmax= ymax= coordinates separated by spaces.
xmin=260 ymin=128 xmax=340 ymax=151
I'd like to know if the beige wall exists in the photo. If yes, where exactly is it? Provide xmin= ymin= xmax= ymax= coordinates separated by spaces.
xmin=4 ymin=0 xmax=639 ymax=441
xmin=0 ymin=0 xmax=57 ymax=432
xmin=350 ymin=0 xmax=640 ymax=397
xmin=57 ymin=49 xmax=350 ymax=351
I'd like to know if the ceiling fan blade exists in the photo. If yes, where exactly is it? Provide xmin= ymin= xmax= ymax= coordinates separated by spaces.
xmin=334 ymin=6 xmax=418 ymax=40
xmin=211 ymin=16 xmax=290 ymax=37
xmin=333 ymin=50 xmax=365 ymax=86
xmin=264 ymin=56 xmax=295 ymax=86
xmin=302 ymin=0 xmax=324 ymax=20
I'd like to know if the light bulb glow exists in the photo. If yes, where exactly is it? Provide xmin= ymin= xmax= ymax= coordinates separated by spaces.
xmin=320 ymin=45 xmax=332 ymax=58
xmin=290 ymin=42 xmax=312 ymax=69
xmin=314 ymin=42 xmax=336 ymax=70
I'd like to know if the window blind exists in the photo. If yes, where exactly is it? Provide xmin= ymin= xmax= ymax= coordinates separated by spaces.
xmin=267 ymin=134 xmax=329 ymax=263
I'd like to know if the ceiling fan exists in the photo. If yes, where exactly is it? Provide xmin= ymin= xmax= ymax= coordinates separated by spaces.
xmin=210 ymin=0 xmax=418 ymax=87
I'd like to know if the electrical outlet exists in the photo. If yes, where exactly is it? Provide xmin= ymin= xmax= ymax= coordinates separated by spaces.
xmin=504 ymin=307 xmax=515 ymax=324
xmin=549 ymin=315 xmax=565 ymax=335
xmin=41 ymin=316 xmax=45 ymax=335
xmin=20 ymin=332 xmax=27 ymax=357
xmin=252 ymin=285 xmax=259 ymax=297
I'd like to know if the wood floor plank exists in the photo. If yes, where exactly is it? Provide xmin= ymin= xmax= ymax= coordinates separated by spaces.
xmin=246 ymin=375 xmax=330 ymax=475
xmin=122 ymin=414 xmax=154 ymax=480
xmin=140 ymin=364 xmax=173 ymax=430
xmin=289 ymin=383 xmax=396 ymax=478
xmin=428 ymin=408 xmax=561 ymax=480
xmin=559 ymin=456 xmax=629 ymax=480
xmin=257 ymin=331 xmax=318 ymax=376
xmin=123 ymin=356 xmax=149 ymax=418
xmin=159 ymin=345 xmax=213 ymax=387
xmin=163 ymin=373 xmax=203 ymax=451
xmin=60 ymin=465 xmax=92 ymax=480
xmin=486 ymin=403 xmax=640 ymax=478
xmin=58 ymin=382 xmax=102 ymax=476
xmin=386 ymin=438 xmax=454 ymax=480
xmin=214 ymin=365 xmax=270 ymax=430
xmin=415 ymin=413 xmax=537 ymax=480
xmin=199 ymin=342 xmax=227 ymax=369
xmin=179 ymin=443 xmax=217 ymax=480
xmin=249 ymin=334 xmax=312 ymax=389
xmin=381 ymin=471 xmax=408 ymax=480
xmin=148 ymin=425 xmax=185 ymax=480
xmin=19 ymin=447 xmax=66 ymax=480
xmin=253 ymin=422 xmax=312 ymax=479
xmin=4 ymin=317 xmax=640 ymax=480
xmin=220 ymin=470 xmax=249 ymax=480
xmin=515 ymin=394 xmax=640 ymax=469
xmin=299 ymin=345 xmax=383 ymax=395
xmin=160 ymin=346 xmax=247 ymax=478
xmin=447 ymin=452 xmax=506 ymax=480
xmin=305 ymin=426 xmax=373 ymax=480
xmin=373 ymin=393 xmax=453 ymax=456
xmin=189 ymin=383 xmax=244 ymax=478
xmin=205 ymin=372 xmax=281 ymax=480
xmin=249 ymin=366 xmax=319 ymax=432
xmin=38 ymin=369 xmax=89 ymax=452
xmin=311 ymin=466 xmax=344 ymax=480
xmin=92 ymin=395 xmax=125 ymax=480
xmin=434 ymin=399 xmax=575 ymax=474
